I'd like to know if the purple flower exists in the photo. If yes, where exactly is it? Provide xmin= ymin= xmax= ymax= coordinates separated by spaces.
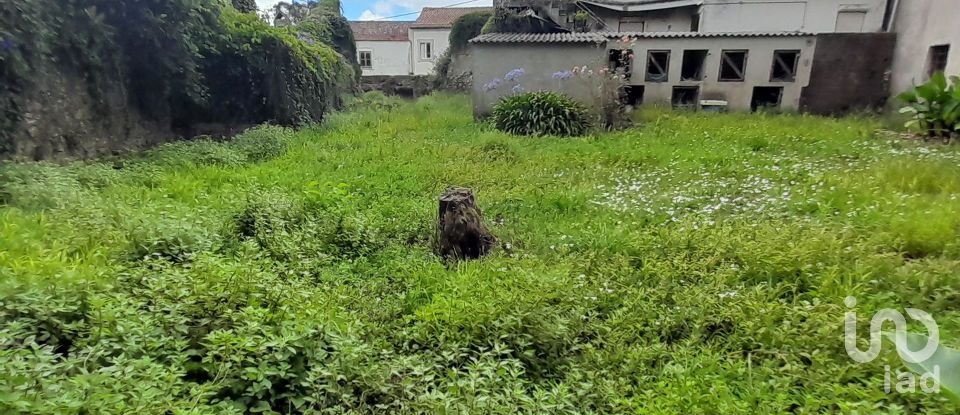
xmin=504 ymin=68 xmax=525 ymax=82
xmin=483 ymin=78 xmax=503 ymax=92
xmin=552 ymin=70 xmax=574 ymax=80
xmin=511 ymin=84 xmax=524 ymax=94
xmin=0 ymin=38 xmax=14 ymax=51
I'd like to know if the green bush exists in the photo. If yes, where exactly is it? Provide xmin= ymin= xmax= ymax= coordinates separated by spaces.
xmin=492 ymin=91 xmax=591 ymax=137
xmin=229 ymin=125 xmax=294 ymax=162
xmin=898 ymin=72 xmax=960 ymax=137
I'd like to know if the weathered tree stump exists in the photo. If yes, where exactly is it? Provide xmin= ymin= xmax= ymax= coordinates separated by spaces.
xmin=437 ymin=187 xmax=495 ymax=260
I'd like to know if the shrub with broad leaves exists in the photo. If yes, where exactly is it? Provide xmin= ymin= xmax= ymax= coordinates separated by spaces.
xmin=898 ymin=72 xmax=960 ymax=138
xmin=492 ymin=91 xmax=592 ymax=137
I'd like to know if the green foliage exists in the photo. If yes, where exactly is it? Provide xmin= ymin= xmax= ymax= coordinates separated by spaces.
xmin=4 ymin=95 xmax=960 ymax=412
xmin=492 ymin=91 xmax=592 ymax=136
xmin=898 ymin=72 xmax=960 ymax=137
xmin=231 ymin=0 xmax=258 ymax=14
xmin=0 ymin=0 xmax=357 ymax=159
xmin=449 ymin=12 xmax=493 ymax=54
xmin=432 ymin=11 xmax=492 ymax=91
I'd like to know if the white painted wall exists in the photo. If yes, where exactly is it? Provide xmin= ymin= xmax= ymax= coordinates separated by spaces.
xmin=410 ymin=28 xmax=452 ymax=75
xmin=889 ymin=0 xmax=960 ymax=94
xmin=698 ymin=0 xmax=887 ymax=33
xmin=356 ymin=40 xmax=412 ymax=76
xmin=593 ymin=7 xmax=696 ymax=32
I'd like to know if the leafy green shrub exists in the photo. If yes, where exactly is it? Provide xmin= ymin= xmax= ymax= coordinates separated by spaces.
xmin=492 ymin=91 xmax=591 ymax=137
xmin=127 ymin=215 xmax=224 ymax=262
xmin=898 ymin=72 xmax=960 ymax=137
xmin=229 ymin=125 xmax=294 ymax=162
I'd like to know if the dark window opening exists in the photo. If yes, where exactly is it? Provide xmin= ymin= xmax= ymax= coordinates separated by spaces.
xmin=751 ymin=87 xmax=783 ymax=111
xmin=770 ymin=50 xmax=800 ymax=82
xmin=609 ymin=49 xmax=634 ymax=81
xmin=719 ymin=50 xmax=747 ymax=82
xmin=690 ymin=13 xmax=701 ymax=31
xmin=359 ymin=51 xmax=372 ymax=68
xmin=645 ymin=50 xmax=670 ymax=82
xmin=928 ymin=45 xmax=950 ymax=77
xmin=622 ymin=85 xmax=644 ymax=106
xmin=681 ymin=50 xmax=708 ymax=81
xmin=672 ymin=86 xmax=699 ymax=109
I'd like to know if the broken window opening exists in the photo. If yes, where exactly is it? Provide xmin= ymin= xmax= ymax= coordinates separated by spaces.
xmin=770 ymin=50 xmax=800 ymax=82
xmin=609 ymin=49 xmax=634 ymax=80
xmin=928 ymin=44 xmax=950 ymax=77
xmin=645 ymin=50 xmax=670 ymax=83
xmin=751 ymin=87 xmax=783 ymax=111
xmin=672 ymin=86 xmax=699 ymax=109
xmin=622 ymin=85 xmax=644 ymax=106
xmin=719 ymin=50 xmax=747 ymax=82
xmin=681 ymin=50 xmax=708 ymax=81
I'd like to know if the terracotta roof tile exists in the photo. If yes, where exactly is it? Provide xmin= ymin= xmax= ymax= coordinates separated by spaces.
xmin=413 ymin=7 xmax=494 ymax=28
xmin=350 ymin=21 xmax=413 ymax=41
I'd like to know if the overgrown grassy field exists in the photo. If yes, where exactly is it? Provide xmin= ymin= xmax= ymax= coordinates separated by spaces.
xmin=2 ymin=94 xmax=960 ymax=414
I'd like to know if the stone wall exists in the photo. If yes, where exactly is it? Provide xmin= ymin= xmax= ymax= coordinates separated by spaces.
xmin=800 ymin=33 xmax=897 ymax=115
xmin=359 ymin=75 xmax=433 ymax=98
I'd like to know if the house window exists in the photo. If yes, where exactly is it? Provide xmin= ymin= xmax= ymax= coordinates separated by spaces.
xmin=419 ymin=41 xmax=434 ymax=60
xmin=835 ymin=10 xmax=867 ymax=32
xmin=681 ymin=50 xmax=708 ymax=81
xmin=672 ymin=86 xmax=699 ymax=109
xmin=751 ymin=87 xmax=783 ymax=111
xmin=359 ymin=51 xmax=373 ymax=69
xmin=645 ymin=50 xmax=670 ymax=82
xmin=928 ymin=45 xmax=950 ymax=77
xmin=770 ymin=50 xmax=800 ymax=82
xmin=719 ymin=50 xmax=747 ymax=82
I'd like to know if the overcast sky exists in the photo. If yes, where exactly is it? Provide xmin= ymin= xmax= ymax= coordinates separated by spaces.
xmin=256 ymin=0 xmax=493 ymax=21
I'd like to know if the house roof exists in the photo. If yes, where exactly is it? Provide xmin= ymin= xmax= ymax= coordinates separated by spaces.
xmin=413 ymin=7 xmax=494 ymax=28
xmin=470 ymin=31 xmax=813 ymax=44
xmin=349 ymin=21 xmax=413 ymax=41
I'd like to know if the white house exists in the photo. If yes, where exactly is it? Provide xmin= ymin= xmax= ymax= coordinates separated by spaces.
xmin=350 ymin=7 xmax=493 ymax=77
xmin=505 ymin=0 xmax=890 ymax=34
xmin=350 ymin=21 xmax=414 ymax=76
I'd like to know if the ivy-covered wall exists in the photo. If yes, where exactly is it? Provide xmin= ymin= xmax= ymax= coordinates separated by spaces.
xmin=0 ymin=0 xmax=356 ymax=160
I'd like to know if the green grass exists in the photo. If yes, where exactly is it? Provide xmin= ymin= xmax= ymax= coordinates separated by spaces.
xmin=2 ymin=94 xmax=960 ymax=414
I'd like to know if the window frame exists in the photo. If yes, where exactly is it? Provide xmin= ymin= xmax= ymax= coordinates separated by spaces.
xmin=718 ymin=49 xmax=748 ymax=82
xmin=680 ymin=49 xmax=708 ymax=81
xmin=418 ymin=40 xmax=435 ymax=61
xmin=769 ymin=49 xmax=800 ymax=82
xmin=928 ymin=44 xmax=951 ymax=77
xmin=645 ymin=50 xmax=671 ymax=83
xmin=358 ymin=50 xmax=373 ymax=69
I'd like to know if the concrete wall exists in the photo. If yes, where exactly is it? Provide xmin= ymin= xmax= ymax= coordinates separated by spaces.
xmin=410 ymin=28 xmax=452 ymax=75
xmin=618 ymin=36 xmax=817 ymax=110
xmin=889 ymin=0 xmax=960 ymax=95
xmin=699 ymin=0 xmax=887 ymax=33
xmin=800 ymin=33 xmax=896 ymax=114
xmin=356 ymin=40 xmax=412 ymax=76
xmin=471 ymin=43 xmax=606 ymax=115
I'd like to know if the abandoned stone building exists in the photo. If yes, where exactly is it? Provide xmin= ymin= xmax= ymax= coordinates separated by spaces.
xmin=471 ymin=0 xmax=959 ymax=115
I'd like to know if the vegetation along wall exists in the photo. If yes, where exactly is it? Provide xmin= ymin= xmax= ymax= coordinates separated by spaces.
xmin=0 ymin=0 xmax=357 ymax=160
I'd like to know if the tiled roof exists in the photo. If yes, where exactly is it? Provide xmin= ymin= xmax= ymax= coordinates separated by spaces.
xmin=470 ymin=31 xmax=814 ymax=44
xmin=413 ymin=7 xmax=494 ymax=28
xmin=470 ymin=32 xmax=607 ymax=44
xmin=350 ymin=21 xmax=413 ymax=41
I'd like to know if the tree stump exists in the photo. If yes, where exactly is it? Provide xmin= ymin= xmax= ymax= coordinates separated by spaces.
xmin=437 ymin=187 xmax=495 ymax=260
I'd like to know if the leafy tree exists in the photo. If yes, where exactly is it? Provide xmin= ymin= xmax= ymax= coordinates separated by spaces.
xmin=272 ymin=1 xmax=319 ymax=26
xmin=232 ymin=0 xmax=258 ymax=13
